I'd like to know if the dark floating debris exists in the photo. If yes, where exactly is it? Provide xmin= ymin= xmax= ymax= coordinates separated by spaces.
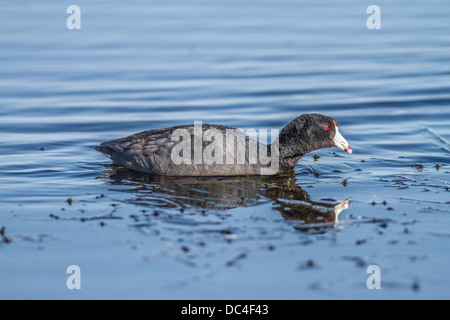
xmin=66 ymin=198 xmax=73 ymax=206
xmin=226 ymin=252 xmax=247 ymax=267
xmin=298 ymin=259 xmax=317 ymax=270
xmin=1 ymin=227 xmax=12 ymax=244
xmin=341 ymin=255 xmax=366 ymax=268
xmin=411 ymin=280 xmax=420 ymax=292
xmin=81 ymin=214 xmax=123 ymax=222
xmin=306 ymin=259 xmax=315 ymax=268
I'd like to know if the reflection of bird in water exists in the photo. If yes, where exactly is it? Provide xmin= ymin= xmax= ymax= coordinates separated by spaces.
xmin=100 ymin=167 xmax=350 ymax=231
xmin=104 ymin=167 xmax=264 ymax=210
xmin=257 ymin=175 xmax=349 ymax=233
xmin=260 ymin=176 xmax=349 ymax=224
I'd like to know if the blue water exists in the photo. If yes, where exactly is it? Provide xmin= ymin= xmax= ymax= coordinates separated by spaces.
xmin=1 ymin=0 xmax=449 ymax=299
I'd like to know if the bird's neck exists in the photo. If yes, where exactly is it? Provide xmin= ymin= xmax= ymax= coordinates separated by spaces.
xmin=274 ymin=118 xmax=314 ymax=174
xmin=276 ymin=142 xmax=312 ymax=174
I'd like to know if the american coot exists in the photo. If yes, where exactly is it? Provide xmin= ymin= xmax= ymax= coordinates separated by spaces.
xmin=96 ymin=113 xmax=352 ymax=176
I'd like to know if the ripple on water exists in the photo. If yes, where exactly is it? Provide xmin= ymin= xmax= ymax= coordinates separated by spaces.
xmin=1 ymin=0 xmax=450 ymax=299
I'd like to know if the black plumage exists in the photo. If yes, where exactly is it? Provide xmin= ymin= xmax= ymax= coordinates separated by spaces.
xmin=96 ymin=113 xmax=351 ymax=176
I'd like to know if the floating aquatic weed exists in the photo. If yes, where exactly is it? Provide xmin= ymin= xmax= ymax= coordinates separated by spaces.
xmin=298 ymin=259 xmax=319 ymax=270
xmin=411 ymin=279 xmax=420 ymax=292
xmin=225 ymin=252 xmax=247 ymax=267
xmin=1 ymin=227 xmax=12 ymax=244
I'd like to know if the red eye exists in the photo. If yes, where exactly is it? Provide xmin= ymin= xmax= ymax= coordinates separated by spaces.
xmin=324 ymin=125 xmax=329 ymax=130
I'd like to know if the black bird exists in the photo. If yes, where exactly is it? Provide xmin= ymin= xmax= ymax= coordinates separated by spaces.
xmin=96 ymin=113 xmax=352 ymax=176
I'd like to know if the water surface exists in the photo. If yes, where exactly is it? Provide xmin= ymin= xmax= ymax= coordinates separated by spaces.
xmin=1 ymin=0 xmax=449 ymax=299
